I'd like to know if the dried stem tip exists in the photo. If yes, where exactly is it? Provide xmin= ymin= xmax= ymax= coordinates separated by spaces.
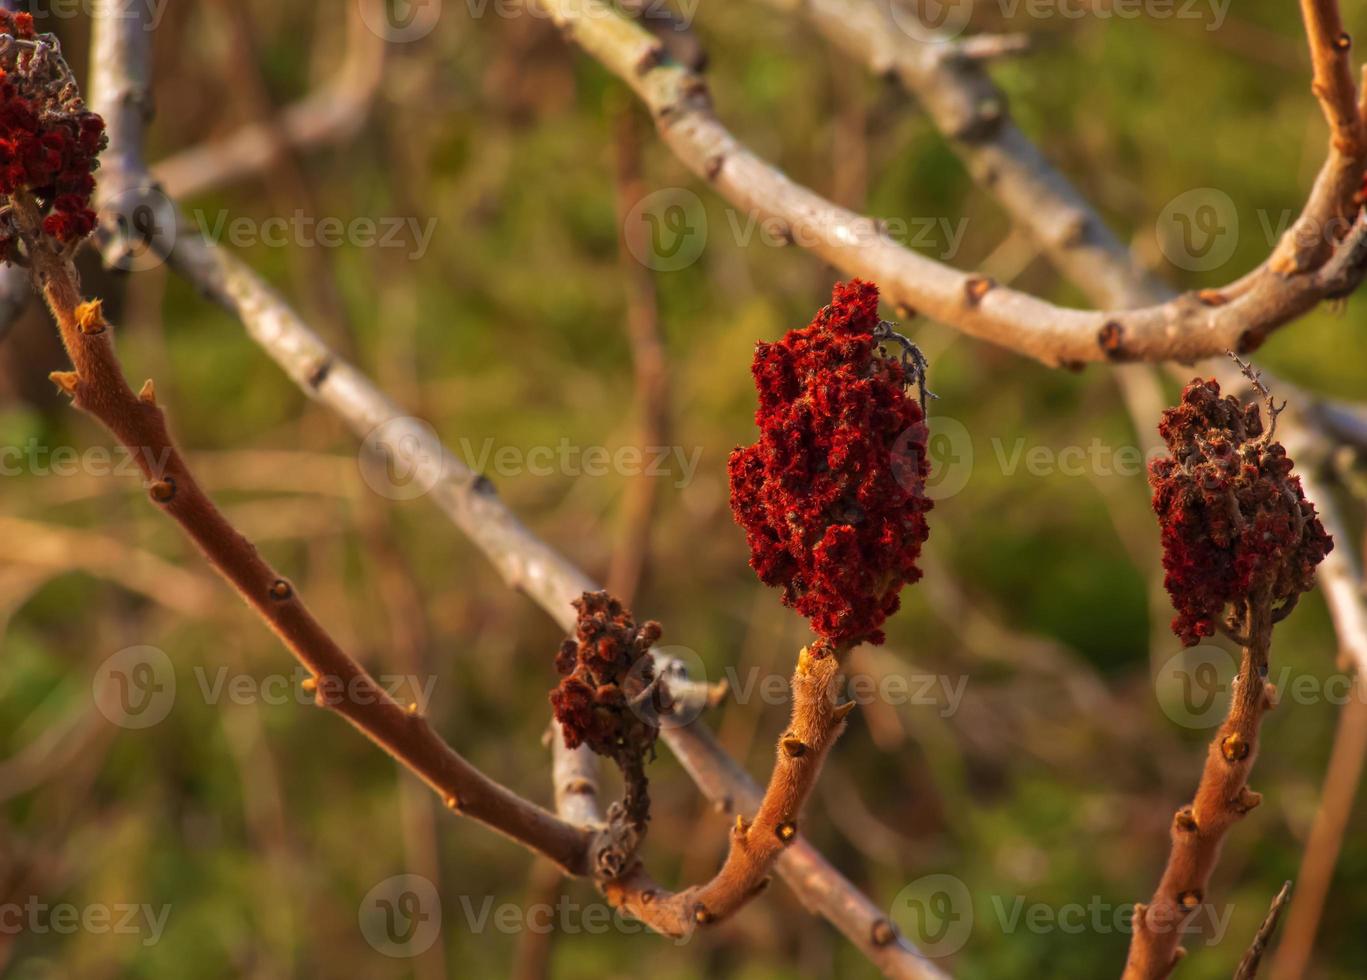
xmin=0 ymin=12 xmax=106 ymax=259
xmin=1148 ymin=378 xmax=1332 ymax=646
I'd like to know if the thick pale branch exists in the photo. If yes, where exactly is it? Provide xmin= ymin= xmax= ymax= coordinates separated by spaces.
xmin=529 ymin=0 xmax=1367 ymax=366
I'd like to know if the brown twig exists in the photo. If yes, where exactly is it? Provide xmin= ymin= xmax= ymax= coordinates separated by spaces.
xmin=528 ymin=0 xmax=1367 ymax=366
xmin=1233 ymin=881 xmax=1292 ymax=980
xmin=1121 ymin=597 xmax=1277 ymax=979
xmin=603 ymin=645 xmax=853 ymax=934
xmin=16 ymin=202 xmax=593 ymax=875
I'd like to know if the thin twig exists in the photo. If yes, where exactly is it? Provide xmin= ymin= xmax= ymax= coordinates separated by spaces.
xmin=1233 ymin=881 xmax=1292 ymax=980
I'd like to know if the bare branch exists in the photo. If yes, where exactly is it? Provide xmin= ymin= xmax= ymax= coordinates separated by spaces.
xmin=529 ymin=0 xmax=1367 ymax=366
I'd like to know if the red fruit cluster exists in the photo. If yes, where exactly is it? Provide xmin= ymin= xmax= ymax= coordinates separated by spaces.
xmin=728 ymin=280 xmax=932 ymax=648
xmin=0 ymin=12 xmax=106 ymax=258
xmin=549 ymin=591 xmax=664 ymax=757
xmin=1149 ymin=378 xmax=1333 ymax=646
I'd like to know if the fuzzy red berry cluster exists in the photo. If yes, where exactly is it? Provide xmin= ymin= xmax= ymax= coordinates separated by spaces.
xmin=1149 ymin=378 xmax=1333 ymax=646
xmin=0 ymin=12 xmax=106 ymax=259
xmin=549 ymin=591 xmax=664 ymax=757
xmin=728 ymin=280 xmax=932 ymax=648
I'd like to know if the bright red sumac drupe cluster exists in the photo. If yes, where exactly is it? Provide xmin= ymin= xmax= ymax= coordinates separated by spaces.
xmin=728 ymin=280 xmax=932 ymax=648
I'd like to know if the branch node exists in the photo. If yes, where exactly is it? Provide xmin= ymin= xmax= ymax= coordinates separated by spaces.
xmin=75 ymin=298 xmax=106 ymax=334
xmin=871 ymin=918 xmax=898 ymax=947
xmin=49 ymin=370 xmax=78 ymax=396
xmin=1233 ymin=786 xmax=1263 ymax=814
xmin=1221 ymin=732 xmax=1251 ymax=762
xmin=963 ymin=275 xmax=994 ymax=307
xmin=781 ymin=735 xmax=808 ymax=758
xmin=148 ymin=477 xmax=176 ymax=503
xmin=268 ymin=579 xmax=294 ymax=601
xmin=137 ymin=378 xmax=156 ymax=405
xmin=775 ymin=820 xmax=797 ymax=844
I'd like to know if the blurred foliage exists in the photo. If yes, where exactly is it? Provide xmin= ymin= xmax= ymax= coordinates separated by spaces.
xmin=1 ymin=0 xmax=1366 ymax=977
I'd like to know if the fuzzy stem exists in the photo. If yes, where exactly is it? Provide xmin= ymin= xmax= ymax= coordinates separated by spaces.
xmin=1121 ymin=596 xmax=1277 ymax=979
xmin=602 ymin=645 xmax=852 ymax=934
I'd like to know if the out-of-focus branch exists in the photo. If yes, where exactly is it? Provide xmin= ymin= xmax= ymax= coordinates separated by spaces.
xmin=607 ymin=103 xmax=669 ymax=602
xmin=150 ymin=0 xmax=386 ymax=200
xmin=1234 ymin=881 xmax=1292 ymax=980
xmin=0 ymin=263 xmax=29 ymax=344
xmin=526 ymin=0 xmax=1367 ymax=366
xmin=1269 ymin=695 xmax=1366 ymax=979
xmin=1266 ymin=474 xmax=1367 ymax=980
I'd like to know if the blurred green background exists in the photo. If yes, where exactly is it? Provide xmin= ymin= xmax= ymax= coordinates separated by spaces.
xmin=0 ymin=0 xmax=1365 ymax=977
